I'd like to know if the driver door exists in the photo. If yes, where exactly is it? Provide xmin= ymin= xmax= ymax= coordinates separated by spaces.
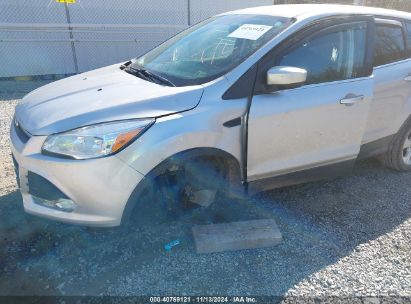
xmin=247 ymin=17 xmax=375 ymax=188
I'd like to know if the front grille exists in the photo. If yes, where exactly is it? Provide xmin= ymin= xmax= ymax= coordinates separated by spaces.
xmin=13 ymin=117 xmax=30 ymax=143
xmin=28 ymin=171 xmax=69 ymax=201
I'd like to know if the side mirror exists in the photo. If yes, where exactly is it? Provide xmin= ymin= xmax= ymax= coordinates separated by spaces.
xmin=266 ymin=66 xmax=307 ymax=87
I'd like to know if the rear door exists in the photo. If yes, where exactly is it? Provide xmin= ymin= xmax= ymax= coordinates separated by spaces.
xmin=247 ymin=16 xmax=375 ymax=185
xmin=362 ymin=19 xmax=411 ymax=144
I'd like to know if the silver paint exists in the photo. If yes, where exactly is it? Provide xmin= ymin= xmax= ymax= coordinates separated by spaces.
xmin=267 ymin=66 xmax=307 ymax=85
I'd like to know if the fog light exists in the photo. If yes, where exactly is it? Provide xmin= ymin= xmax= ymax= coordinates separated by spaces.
xmin=32 ymin=196 xmax=76 ymax=212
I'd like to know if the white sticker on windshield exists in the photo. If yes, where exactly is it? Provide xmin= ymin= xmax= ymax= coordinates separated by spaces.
xmin=228 ymin=24 xmax=273 ymax=40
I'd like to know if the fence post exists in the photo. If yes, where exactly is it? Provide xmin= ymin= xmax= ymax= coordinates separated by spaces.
xmin=187 ymin=0 xmax=191 ymax=26
xmin=64 ymin=2 xmax=79 ymax=74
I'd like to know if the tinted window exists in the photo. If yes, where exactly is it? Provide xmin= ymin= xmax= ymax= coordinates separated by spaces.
xmin=278 ymin=22 xmax=367 ymax=85
xmin=374 ymin=24 xmax=405 ymax=66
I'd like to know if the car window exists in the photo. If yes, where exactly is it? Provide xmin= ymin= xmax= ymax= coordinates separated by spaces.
xmin=277 ymin=22 xmax=367 ymax=85
xmin=374 ymin=24 xmax=405 ymax=67
xmin=404 ymin=22 xmax=411 ymax=56
xmin=132 ymin=14 xmax=292 ymax=86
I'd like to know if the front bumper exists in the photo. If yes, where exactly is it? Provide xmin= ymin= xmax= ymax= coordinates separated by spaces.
xmin=10 ymin=121 xmax=144 ymax=227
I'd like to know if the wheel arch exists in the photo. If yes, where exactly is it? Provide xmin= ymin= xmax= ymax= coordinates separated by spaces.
xmin=120 ymin=147 xmax=242 ymax=225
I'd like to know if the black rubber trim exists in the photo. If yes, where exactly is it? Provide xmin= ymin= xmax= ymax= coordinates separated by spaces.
xmin=357 ymin=135 xmax=395 ymax=160
xmin=223 ymin=117 xmax=241 ymax=128
xmin=248 ymin=159 xmax=355 ymax=194
xmin=240 ymin=65 xmax=258 ymax=186
xmin=222 ymin=66 xmax=259 ymax=100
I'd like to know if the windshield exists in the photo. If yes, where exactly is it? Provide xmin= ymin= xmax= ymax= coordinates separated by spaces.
xmin=131 ymin=14 xmax=292 ymax=86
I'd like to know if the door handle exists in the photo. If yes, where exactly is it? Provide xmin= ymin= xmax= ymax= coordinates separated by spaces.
xmin=340 ymin=94 xmax=364 ymax=106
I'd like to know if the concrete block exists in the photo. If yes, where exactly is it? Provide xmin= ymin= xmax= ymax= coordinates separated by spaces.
xmin=192 ymin=219 xmax=282 ymax=254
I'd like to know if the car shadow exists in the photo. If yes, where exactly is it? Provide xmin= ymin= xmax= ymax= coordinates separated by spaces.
xmin=0 ymin=158 xmax=410 ymax=296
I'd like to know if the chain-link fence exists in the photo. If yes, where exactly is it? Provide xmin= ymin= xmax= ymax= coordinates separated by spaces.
xmin=1 ymin=0 xmax=411 ymax=78
xmin=275 ymin=0 xmax=411 ymax=9
xmin=0 ymin=0 xmax=275 ymax=78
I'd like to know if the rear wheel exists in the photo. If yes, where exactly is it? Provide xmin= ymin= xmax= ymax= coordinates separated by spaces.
xmin=380 ymin=118 xmax=411 ymax=171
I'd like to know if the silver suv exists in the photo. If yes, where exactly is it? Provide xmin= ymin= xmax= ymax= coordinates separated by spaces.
xmin=10 ymin=4 xmax=411 ymax=226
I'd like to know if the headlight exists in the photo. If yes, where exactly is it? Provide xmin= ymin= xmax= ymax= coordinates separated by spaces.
xmin=42 ymin=119 xmax=154 ymax=159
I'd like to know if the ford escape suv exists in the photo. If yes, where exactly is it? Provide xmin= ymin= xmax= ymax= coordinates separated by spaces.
xmin=10 ymin=4 xmax=411 ymax=226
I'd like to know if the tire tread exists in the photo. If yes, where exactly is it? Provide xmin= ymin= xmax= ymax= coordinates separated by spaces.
xmin=380 ymin=117 xmax=411 ymax=171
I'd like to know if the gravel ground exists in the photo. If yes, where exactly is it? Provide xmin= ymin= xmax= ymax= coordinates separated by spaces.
xmin=0 ymin=81 xmax=410 ymax=301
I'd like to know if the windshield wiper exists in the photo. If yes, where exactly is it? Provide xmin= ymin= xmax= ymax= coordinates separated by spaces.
xmin=120 ymin=60 xmax=132 ymax=70
xmin=142 ymin=69 xmax=175 ymax=87
xmin=124 ymin=66 xmax=151 ymax=82
xmin=124 ymin=66 xmax=175 ymax=87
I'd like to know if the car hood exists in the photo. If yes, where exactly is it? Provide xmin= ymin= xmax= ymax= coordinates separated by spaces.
xmin=15 ymin=64 xmax=204 ymax=135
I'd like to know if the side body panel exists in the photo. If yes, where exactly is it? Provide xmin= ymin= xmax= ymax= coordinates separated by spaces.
xmin=362 ymin=59 xmax=411 ymax=144
xmin=247 ymin=79 xmax=374 ymax=182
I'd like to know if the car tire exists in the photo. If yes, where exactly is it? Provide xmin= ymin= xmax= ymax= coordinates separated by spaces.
xmin=380 ymin=118 xmax=411 ymax=171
